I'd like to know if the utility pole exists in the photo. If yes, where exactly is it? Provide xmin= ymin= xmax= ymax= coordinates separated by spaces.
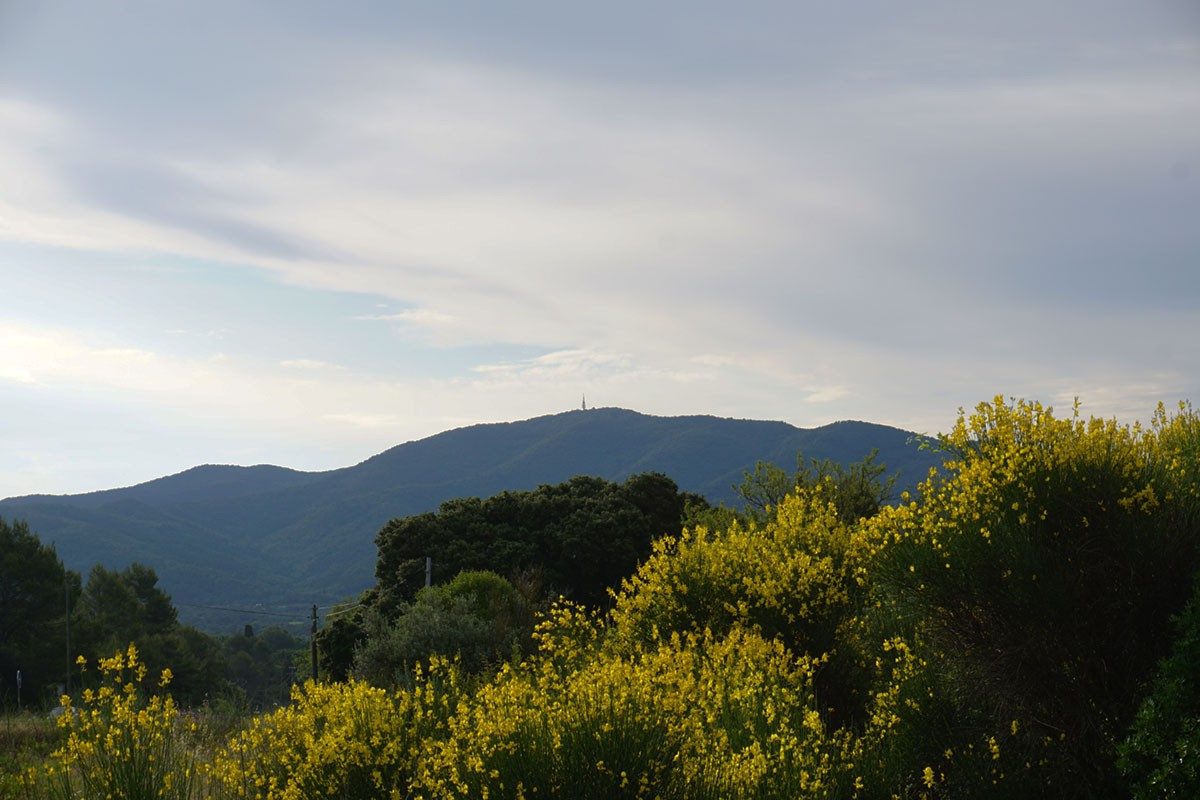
xmin=425 ymin=556 xmax=432 ymax=588
xmin=310 ymin=604 xmax=318 ymax=682
xmin=64 ymin=579 xmax=71 ymax=695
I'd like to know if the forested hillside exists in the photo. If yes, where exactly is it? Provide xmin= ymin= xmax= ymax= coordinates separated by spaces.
xmin=0 ymin=408 xmax=939 ymax=631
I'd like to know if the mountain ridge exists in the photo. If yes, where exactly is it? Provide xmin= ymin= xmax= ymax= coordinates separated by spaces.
xmin=0 ymin=407 xmax=942 ymax=631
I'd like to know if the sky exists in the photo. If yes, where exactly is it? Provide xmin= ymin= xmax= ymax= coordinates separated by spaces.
xmin=1 ymin=1 xmax=1198 ymax=497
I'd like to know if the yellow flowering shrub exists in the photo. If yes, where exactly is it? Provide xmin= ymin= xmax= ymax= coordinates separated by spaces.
xmin=869 ymin=397 xmax=1200 ymax=797
xmin=417 ymin=621 xmax=852 ymax=799
xmin=610 ymin=486 xmax=858 ymax=658
xmin=36 ymin=644 xmax=198 ymax=800
xmin=609 ymin=482 xmax=904 ymax=738
xmin=211 ymin=658 xmax=462 ymax=799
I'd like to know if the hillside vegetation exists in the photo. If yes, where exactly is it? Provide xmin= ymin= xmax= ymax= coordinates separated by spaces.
xmin=0 ymin=409 xmax=939 ymax=631
xmin=0 ymin=521 xmax=304 ymax=714
xmin=11 ymin=396 xmax=1200 ymax=799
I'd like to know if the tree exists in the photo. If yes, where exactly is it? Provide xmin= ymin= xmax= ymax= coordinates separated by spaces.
xmin=374 ymin=473 xmax=691 ymax=611
xmin=74 ymin=563 xmax=228 ymax=705
xmin=1119 ymin=578 xmax=1200 ymax=798
xmin=734 ymin=449 xmax=896 ymax=525
xmin=316 ymin=602 xmax=370 ymax=683
xmin=330 ymin=473 xmax=694 ymax=682
xmin=353 ymin=570 xmax=535 ymax=685
xmin=0 ymin=516 xmax=78 ymax=705
xmin=223 ymin=625 xmax=304 ymax=709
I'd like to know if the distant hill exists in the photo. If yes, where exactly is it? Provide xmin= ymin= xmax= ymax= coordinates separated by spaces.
xmin=0 ymin=408 xmax=943 ymax=632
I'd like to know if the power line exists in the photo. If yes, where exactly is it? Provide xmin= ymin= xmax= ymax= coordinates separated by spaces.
xmin=175 ymin=602 xmax=303 ymax=619
xmin=325 ymin=598 xmax=362 ymax=611
xmin=324 ymin=602 xmax=364 ymax=620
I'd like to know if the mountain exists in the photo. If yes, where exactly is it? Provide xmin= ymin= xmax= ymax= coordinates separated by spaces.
xmin=0 ymin=408 xmax=943 ymax=632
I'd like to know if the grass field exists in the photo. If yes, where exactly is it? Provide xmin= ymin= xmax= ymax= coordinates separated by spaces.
xmin=1 ymin=713 xmax=62 ymax=797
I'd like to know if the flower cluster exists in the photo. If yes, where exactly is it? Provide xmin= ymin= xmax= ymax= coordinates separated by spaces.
xmin=609 ymin=486 xmax=860 ymax=658
xmin=211 ymin=659 xmax=461 ymax=800
xmin=36 ymin=643 xmax=197 ymax=800
xmin=416 ymin=625 xmax=848 ymax=799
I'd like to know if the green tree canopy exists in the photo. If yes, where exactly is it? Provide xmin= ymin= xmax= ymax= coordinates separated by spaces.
xmin=1119 ymin=576 xmax=1200 ymax=799
xmin=733 ymin=449 xmax=897 ymax=525
xmin=74 ymin=563 xmax=227 ymax=706
xmin=353 ymin=570 xmax=534 ymax=685
xmin=374 ymin=472 xmax=694 ymax=611
xmin=222 ymin=625 xmax=304 ymax=710
xmin=323 ymin=473 xmax=697 ymax=681
xmin=0 ymin=516 xmax=78 ymax=704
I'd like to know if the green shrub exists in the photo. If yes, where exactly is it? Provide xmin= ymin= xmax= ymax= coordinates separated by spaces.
xmin=1119 ymin=578 xmax=1200 ymax=798
xmin=353 ymin=570 xmax=535 ymax=685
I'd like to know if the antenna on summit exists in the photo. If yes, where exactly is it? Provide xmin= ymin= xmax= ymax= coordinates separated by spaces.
xmin=582 ymin=394 xmax=587 ymax=411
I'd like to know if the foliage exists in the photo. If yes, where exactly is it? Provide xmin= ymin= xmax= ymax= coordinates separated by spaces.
xmin=32 ymin=644 xmax=199 ymax=800
xmin=326 ymin=473 xmax=696 ymax=680
xmin=74 ymin=564 xmax=228 ymax=706
xmin=374 ymin=473 xmax=692 ymax=610
xmin=222 ymin=626 xmax=304 ymax=710
xmin=416 ymin=608 xmax=845 ymax=799
xmin=871 ymin=397 xmax=1200 ymax=797
xmin=611 ymin=486 xmax=881 ymax=732
xmin=613 ymin=489 xmax=853 ymax=650
xmin=0 ymin=517 xmax=79 ymax=707
xmin=733 ymin=450 xmax=897 ymax=526
xmin=1118 ymin=577 xmax=1200 ymax=798
xmin=353 ymin=571 xmax=535 ymax=685
xmin=211 ymin=661 xmax=463 ymax=800
xmin=8 ymin=397 xmax=1200 ymax=800
xmin=314 ymin=598 xmax=370 ymax=683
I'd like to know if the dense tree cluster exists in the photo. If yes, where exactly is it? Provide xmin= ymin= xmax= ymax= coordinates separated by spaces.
xmin=71 ymin=564 xmax=224 ymax=706
xmin=375 ymin=472 xmax=696 ymax=609
xmin=223 ymin=625 xmax=306 ymax=710
xmin=0 ymin=517 xmax=77 ymax=707
xmin=319 ymin=473 xmax=698 ymax=680
xmin=0 ymin=519 xmax=304 ymax=710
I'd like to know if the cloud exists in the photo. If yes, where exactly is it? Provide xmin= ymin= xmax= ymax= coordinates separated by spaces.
xmin=280 ymin=358 xmax=343 ymax=370
xmin=805 ymin=386 xmax=850 ymax=404
xmin=1 ymin=1 xmax=1197 ymax=494
xmin=0 ymin=366 xmax=37 ymax=385
xmin=353 ymin=309 xmax=457 ymax=326
xmin=322 ymin=413 xmax=402 ymax=428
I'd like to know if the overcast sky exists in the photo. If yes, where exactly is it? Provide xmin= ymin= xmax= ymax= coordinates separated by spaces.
xmin=2 ymin=0 xmax=1198 ymax=497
